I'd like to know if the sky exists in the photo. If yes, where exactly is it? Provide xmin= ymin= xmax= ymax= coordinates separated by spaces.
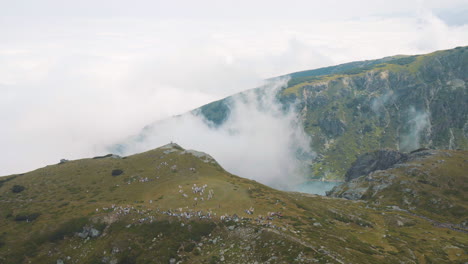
xmin=1 ymin=0 xmax=468 ymax=176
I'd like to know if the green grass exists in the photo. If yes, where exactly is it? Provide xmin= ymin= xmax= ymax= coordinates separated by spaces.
xmin=0 ymin=134 xmax=467 ymax=261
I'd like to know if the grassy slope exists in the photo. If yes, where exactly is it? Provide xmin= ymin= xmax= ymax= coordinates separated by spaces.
xmin=0 ymin=145 xmax=466 ymax=263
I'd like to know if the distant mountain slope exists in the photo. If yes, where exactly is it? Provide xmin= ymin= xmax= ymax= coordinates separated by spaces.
xmin=1 ymin=144 xmax=467 ymax=263
xmin=196 ymin=46 xmax=468 ymax=179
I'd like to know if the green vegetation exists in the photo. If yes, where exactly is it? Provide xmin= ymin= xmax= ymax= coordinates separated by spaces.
xmin=0 ymin=144 xmax=466 ymax=263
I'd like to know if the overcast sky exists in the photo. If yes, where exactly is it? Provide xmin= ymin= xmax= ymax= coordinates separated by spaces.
xmin=1 ymin=0 xmax=467 ymax=176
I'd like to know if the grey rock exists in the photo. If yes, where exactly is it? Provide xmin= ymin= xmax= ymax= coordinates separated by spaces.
xmin=319 ymin=113 xmax=346 ymax=137
xmin=77 ymin=226 xmax=101 ymax=239
xmin=90 ymin=228 xmax=100 ymax=237
xmin=345 ymin=149 xmax=408 ymax=182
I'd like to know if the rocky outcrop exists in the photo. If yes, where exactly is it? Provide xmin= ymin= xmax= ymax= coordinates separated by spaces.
xmin=319 ymin=113 xmax=346 ymax=137
xmin=327 ymin=149 xmax=434 ymax=199
xmin=344 ymin=149 xmax=408 ymax=182
xmin=77 ymin=226 xmax=101 ymax=239
xmin=327 ymin=149 xmax=452 ymax=201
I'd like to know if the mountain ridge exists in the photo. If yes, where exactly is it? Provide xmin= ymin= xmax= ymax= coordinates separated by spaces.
xmin=189 ymin=46 xmax=468 ymax=180
xmin=110 ymin=46 xmax=468 ymax=181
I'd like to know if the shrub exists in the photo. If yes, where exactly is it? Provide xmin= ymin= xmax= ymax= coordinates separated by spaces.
xmin=209 ymin=255 xmax=220 ymax=264
xmin=184 ymin=242 xmax=196 ymax=252
xmin=112 ymin=169 xmax=124 ymax=176
xmin=48 ymin=217 xmax=88 ymax=242
xmin=189 ymin=221 xmax=216 ymax=242
xmin=14 ymin=213 xmax=40 ymax=222
xmin=11 ymin=185 xmax=25 ymax=193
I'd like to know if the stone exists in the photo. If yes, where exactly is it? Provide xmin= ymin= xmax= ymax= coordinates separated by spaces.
xmin=345 ymin=150 xmax=408 ymax=182
xmin=90 ymin=228 xmax=100 ymax=237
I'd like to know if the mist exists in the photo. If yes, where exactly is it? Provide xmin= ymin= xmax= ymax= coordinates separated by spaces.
xmin=399 ymin=106 xmax=431 ymax=152
xmin=108 ymin=78 xmax=314 ymax=191
xmin=371 ymin=90 xmax=396 ymax=114
xmin=1 ymin=1 xmax=467 ymax=177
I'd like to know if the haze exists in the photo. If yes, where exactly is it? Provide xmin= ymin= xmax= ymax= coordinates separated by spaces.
xmin=1 ymin=0 xmax=468 ymax=176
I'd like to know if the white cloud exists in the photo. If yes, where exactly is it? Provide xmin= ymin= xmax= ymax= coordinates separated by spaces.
xmin=111 ymin=78 xmax=314 ymax=190
xmin=0 ymin=2 xmax=467 ymax=176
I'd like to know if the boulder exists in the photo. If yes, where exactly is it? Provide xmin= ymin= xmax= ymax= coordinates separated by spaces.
xmin=77 ymin=226 xmax=101 ymax=239
xmin=345 ymin=149 xmax=408 ymax=182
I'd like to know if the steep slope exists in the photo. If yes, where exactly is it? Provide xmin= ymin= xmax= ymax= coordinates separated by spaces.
xmin=1 ymin=144 xmax=467 ymax=263
xmin=193 ymin=46 xmax=468 ymax=180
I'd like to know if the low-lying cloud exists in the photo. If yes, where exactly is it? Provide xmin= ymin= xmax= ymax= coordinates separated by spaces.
xmin=109 ymin=77 xmax=314 ymax=190
xmin=0 ymin=3 xmax=467 ymax=177
xmin=399 ymin=106 xmax=431 ymax=152
xmin=371 ymin=90 xmax=396 ymax=114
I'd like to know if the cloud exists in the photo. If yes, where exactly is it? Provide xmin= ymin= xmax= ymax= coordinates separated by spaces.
xmin=109 ymin=77 xmax=314 ymax=190
xmin=0 ymin=4 xmax=467 ymax=177
xmin=399 ymin=107 xmax=431 ymax=152
xmin=371 ymin=90 xmax=396 ymax=114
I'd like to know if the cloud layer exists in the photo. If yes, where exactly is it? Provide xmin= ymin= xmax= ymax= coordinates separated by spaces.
xmin=111 ymin=78 xmax=314 ymax=190
xmin=0 ymin=1 xmax=467 ymax=176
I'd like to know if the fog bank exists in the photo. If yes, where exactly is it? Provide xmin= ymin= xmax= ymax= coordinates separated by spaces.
xmin=110 ymin=78 xmax=314 ymax=190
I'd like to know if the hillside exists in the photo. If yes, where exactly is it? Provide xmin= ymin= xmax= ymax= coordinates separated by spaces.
xmin=1 ymin=144 xmax=467 ymax=263
xmin=189 ymin=46 xmax=468 ymax=180
xmin=327 ymin=149 xmax=468 ymax=226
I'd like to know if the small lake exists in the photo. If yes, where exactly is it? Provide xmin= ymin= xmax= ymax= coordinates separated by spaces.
xmin=294 ymin=181 xmax=342 ymax=196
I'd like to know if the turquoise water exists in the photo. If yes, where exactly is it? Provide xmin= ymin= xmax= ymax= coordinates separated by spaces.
xmin=294 ymin=181 xmax=342 ymax=196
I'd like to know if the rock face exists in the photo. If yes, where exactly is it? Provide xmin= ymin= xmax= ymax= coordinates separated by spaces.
xmin=319 ymin=113 xmax=346 ymax=137
xmin=344 ymin=149 xmax=408 ymax=182
xmin=327 ymin=149 xmax=461 ymax=202
xmin=327 ymin=149 xmax=425 ymax=199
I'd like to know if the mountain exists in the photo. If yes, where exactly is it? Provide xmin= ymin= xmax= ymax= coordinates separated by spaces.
xmin=185 ymin=46 xmax=468 ymax=180
xmin=0 ymin=144 xmax=467 ymax=263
